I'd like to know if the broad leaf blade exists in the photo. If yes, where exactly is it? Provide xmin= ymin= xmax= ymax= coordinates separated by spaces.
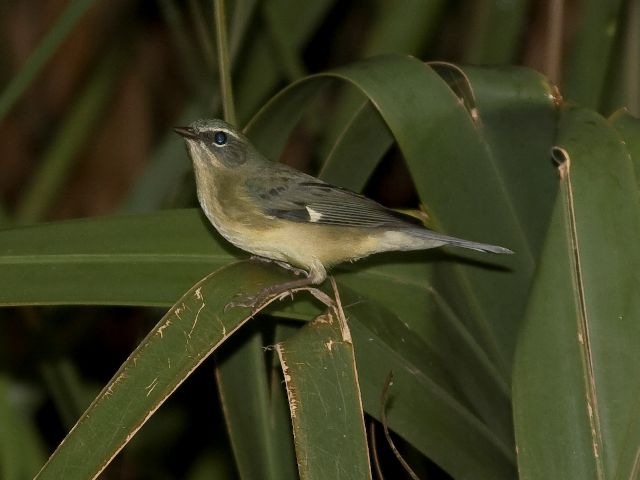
xmin=341 ymin=286 xmax=516 ymax=479
xmin=35 ymin=261 xmax=294 ymax=479
xmin=319 ymin=101 xmax=392 ymax=191
xmin=216 ymin=324 xmax=297 ymax=480
xmin=247 ymin=55 xmax=559 ymax=375
xmin=0 ymin=215 xmax=515 ymax=478
xmin=0 ymin=210 xmax=235 ymax=306
xmin=455 ymin=65 xmax=559 ymax=255
xmin=337 ymin=259 xmax=513 ymax=444
xmin=513 ymin=105 xmax=640 ymax=478
xmin=277 ymin=302 xmax=370 ymax=479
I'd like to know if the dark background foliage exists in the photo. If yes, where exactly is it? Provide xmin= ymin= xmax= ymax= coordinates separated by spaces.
xmin=0 ymin=1 xmax=637 ymax=478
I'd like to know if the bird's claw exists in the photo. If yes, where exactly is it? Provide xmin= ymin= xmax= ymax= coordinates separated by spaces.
xmin=224 ymin=286 xmax=335 ymax=314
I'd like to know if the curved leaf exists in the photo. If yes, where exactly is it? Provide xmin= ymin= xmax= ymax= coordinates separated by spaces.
xmin=458 ymin=65 xmax=559 ymax=255
xmin=35 ymin=261 xmax=294 ymax=479
xmin=341 ymin=284 xmax=516 ymax=478
xmin=513 ymin=105 xmax=640 ymax=478
xmin=319 ymin=101 xmax=392 ymax=191
xmin=247 ymin=54 xmax=558 ymax=374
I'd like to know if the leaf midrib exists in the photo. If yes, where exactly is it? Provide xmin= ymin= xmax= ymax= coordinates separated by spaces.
xmin=0 ymin=253 xmax=232 ymax=265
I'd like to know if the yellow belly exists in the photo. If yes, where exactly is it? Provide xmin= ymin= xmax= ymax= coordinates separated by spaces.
xmin=196 ymin=175 xmax=385 ymax=273
xmin=224 ymin=219 xmax=380 ymax=271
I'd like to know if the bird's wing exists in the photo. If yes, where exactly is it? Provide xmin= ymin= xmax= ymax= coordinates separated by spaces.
xmin=245 ymin=170 xmax=421 ymax=228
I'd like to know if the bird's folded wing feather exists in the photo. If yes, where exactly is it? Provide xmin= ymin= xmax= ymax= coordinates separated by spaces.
xmin=245 ymin=173 xmax=421 ymax=228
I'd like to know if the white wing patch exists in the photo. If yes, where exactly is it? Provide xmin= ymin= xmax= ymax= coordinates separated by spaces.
xmin=305 ymin=206 xmax=323 ymax=222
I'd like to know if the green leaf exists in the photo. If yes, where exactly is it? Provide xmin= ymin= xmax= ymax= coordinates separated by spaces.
xmin=0 ymin=209 xmax=235 ymax=306
xmin=1 ymin=55 xmax=564 ymax=478
xmin=513 ymin=105 xmax=640 ymax=478
xmin=216 ymin=324 xmax=297 ymax=480
xmin=319 ymin=101 xmax=392 ymax=191
xmin=341 ymin=285 xmax=516 ymax=478
xmin=247 ymin=54 xmax=558 ymax=374
xmin=0 ymin=221 xmax=516 ymax=478
xmin=456 ymin=65 xmax=559 ymax=255
xmin=563 ymin=0 xmax=625 ymax=109
xmin=277 ymin=299 xmax=371 ymax=479
xmin=318 ymin=0 xmax=446 ymax=161
xmin=27 ymin=257 xmax=516 ymax=479
xmin=35 ymin=261 xmax=295 ymax=479
xmin=336 ymin=259 xmax=513 ymax=445
xmin=609 ymin=109 xmax=640 ymax=186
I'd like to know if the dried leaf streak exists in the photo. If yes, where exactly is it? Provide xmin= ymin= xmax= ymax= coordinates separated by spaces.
xmin=105 ymin=372 xmax=128 ymax=397
xmin=325 ymin=339 xmax=334 ymax=352
xmin=187 ymin=296 xmax=206 ymax=340
xmin=215 ymin=314 xmax=227 ymax=336
xmin=89 ymin=278 xmax=267 ymax=480
xmin=563 ymin=155 xmax=604 ymax=470
xmin=277 ymin=345 xmax=298 ymax=419
xmin=145 ymin=378 xmax=159 ymax=397
xmin=174 ymin=305 xmax=185 ymax=322
xmin=330 ymin=277 xmax=352 ymax=343
xmin=156 ymin=319 xmax=172 ymax=338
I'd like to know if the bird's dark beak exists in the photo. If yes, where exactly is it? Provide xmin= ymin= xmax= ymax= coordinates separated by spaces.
xmin=173 ymin=126 xmax=198 ymax=140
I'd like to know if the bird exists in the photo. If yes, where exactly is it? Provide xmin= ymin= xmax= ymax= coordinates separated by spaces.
xmin=175 ymin=119 xmax=512 ymax=307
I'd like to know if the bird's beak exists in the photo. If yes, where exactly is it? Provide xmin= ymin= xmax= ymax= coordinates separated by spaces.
xmin=173 ymin=126 xmax=198 ymax=140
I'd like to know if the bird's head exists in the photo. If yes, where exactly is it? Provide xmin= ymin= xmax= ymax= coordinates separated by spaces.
xmin=174 ymin=119 xmax=254 ymax=171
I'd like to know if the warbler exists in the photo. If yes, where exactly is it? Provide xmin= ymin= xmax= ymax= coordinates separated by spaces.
xmin=175 ymin=119 xmax=512 ymax=304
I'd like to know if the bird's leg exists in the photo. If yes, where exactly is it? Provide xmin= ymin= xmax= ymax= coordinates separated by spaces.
xmin=226 ymin=262 xmax=334 ymax=312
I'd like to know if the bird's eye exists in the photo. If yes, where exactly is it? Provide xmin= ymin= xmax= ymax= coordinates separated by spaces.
xmin=213 ymin=131 xmax=227 ymax=145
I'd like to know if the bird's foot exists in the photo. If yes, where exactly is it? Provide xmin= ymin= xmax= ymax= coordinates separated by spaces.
xmin=224 ymin=285 xmax=335 ymax=314
xmin=278 ymin=287 xmax=335 ymax=308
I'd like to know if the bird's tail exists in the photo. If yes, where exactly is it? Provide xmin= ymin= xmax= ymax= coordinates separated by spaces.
xmin=410 ymin=228 xmax=513 ymax=254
